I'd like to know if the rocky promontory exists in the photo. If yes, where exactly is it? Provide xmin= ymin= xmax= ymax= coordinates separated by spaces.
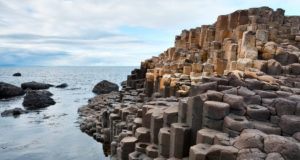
xmin=78 ymin=7 xmax=300 ymax=160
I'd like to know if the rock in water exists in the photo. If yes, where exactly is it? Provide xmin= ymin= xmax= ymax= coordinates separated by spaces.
xmin=0 ymin=82 xmax=25 ymax=98
xmin=92 ymin=80 xmax=119 ymax=95
xmin=13 ymin=72 xmax=21 ymax=76
xmin=1 ymin=108 xmax=28 ymax=117
xmin=21 ymin=81 xmax=53 ymax=90
xmin=56 ymin=83 xmax=68 ymax=88
xmin=23 ymin=90 xmax=55 ymax=109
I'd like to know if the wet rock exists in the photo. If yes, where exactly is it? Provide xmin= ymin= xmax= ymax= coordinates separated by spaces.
xmin=21 ymin=81 xmax=53 ymax=90
xmin=92 ymin=80 xmax=119 ymax=95
xmin=23 ymin=90 xmax=55 ymax=109
xmin=12 ymin=72 xmax=21 ymax=76
xmin=1 ymin=108 xmax=28 ymax=117
xmin=0 ymin=82 xmax=25 ymax=98
xmin=55 ymin=83 xmax=68 ymax=88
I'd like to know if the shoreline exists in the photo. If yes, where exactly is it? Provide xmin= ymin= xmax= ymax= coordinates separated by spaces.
xmin=78 ymin=6 xmax=300 ymax=160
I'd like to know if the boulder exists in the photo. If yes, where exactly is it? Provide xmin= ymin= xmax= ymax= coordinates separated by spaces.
xmin=92 ymin=80 xmax=119 ymax=95
xmin=12 ymin=72 xmax=21 ymax=76
xmin=291 ymin=63 xmax=300 ymax=75
xmin=207 ymin=145 xmax=238 ymax=160
xmin=279 ymin=115 xmax=300 ymax=135
xmin=23 ymin=90 xmax=55 ymax=109
xmin=233 ymin=130 xmax=264 ymax=150
xmin=265 ymin=153 xmax=284 ymax=160
xmin=223 ymin=94 xmax=246 ymax=115
xmin=224 ymin=114 xmax=253 ymax=132
xmin=1 ymin=108 xmax=28 ymax=117
xmin=0 ymin=82 xmax=25 ymax=98
xmin=262 ymin=42 xmax=277 ymax=59
xmin=21 ymin=81 xmax=53 ymax=90
xmin=266 ymin=59 xmax=282 ymax=75
xmin=237 ymin=148 xmax=266 ymax=160
xmin=246 ymin=105 xmax=270 ymax=121
xmin=55 ymin=83 xmax=68 ymax=88
xmin=264 ymin=134 xmax=300 ymax=160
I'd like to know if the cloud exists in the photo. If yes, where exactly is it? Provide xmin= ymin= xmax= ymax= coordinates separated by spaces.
xmin=0 ymin=0 xmax=299 ymax=66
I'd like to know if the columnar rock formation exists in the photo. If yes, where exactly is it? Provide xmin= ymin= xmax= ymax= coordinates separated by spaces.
xmin=79 ymin=7 xmax=300 ymax=160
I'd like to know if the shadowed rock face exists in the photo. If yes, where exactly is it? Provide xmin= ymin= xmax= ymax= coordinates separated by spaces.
xmin=23 ymin=90 xmax=55 ymax=110
xmin=92 ymin=80 xmax=119 ymax=95
xmin=21 ymin=81 xmax=53 ymax=90
xmin=0 ymin=82 xmax=25 ymax=98
xmin=78 ymin=6 xmax=300 ymax=160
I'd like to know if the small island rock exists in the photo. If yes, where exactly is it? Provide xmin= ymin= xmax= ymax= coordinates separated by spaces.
xmin=13 ymin=73 xmax=21 ymax=76
xmin=23 ymin=90 xmax=55 ymax=109
xmin=21 ymin=81 xmax=53 ymax=90
xmin=0 ymin=82 xmax=25 ymax=98
xmin=56 ymin=83 xmax=68 ymax=88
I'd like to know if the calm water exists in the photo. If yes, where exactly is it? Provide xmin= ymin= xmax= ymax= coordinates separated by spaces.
xmin=0 ymin=66 xmax=135 ymax=160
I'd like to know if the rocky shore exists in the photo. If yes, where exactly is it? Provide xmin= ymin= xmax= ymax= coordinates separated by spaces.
xmin=78 ymin=7 xmax=300 ymax=160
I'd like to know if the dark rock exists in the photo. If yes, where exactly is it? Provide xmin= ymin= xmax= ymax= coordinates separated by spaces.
xmin=21 ymin=81 xmax=53 ymax=90
xmin=291 ymin=63 xmax=300 ymax=75
xmin=0 ymin=82 xmax=25 ymax=98
xmin=55 ymin=83 xmax=68 ymax=88
xmin=1 ymin=108 xmax=28 ymax=117
xmin=121 ymin=81 xmax=127 ymax=87
xmin=92 ymin=80 xmax=119 ymax=95
xmin=13 ymin=72 xmax=21 ymax=76
xmin=23 ymin=90 xmax=55 ymax=109
xmin=267 ymin=59 xmax=282 ymax=75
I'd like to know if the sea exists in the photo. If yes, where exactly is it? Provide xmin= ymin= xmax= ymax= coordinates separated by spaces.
xmin=0 ymin=66 xmax=136 ymax=160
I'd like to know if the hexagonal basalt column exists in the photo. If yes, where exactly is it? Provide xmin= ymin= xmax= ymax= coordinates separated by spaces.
xmin=170 ymin=123 xmax=191 ymax=159
xmin=158 ymin=127 xmax=171 ymax=157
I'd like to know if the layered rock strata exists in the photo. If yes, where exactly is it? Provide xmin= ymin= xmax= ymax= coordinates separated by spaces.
xmin=79 ymin=7 xmax=300 ymax=160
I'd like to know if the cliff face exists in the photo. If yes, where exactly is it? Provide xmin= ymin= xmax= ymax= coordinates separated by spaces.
xmin=79 ymin=7 xmax=300 ymax=160
xmin=126 ymin=6 xmax=300 ymax=98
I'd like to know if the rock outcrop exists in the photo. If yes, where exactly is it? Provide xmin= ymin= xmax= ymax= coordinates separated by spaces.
xmin=23 ymin=90 xmax=55 ymax=109
xmin=1 ymin=108 xmax=28 ymax=117
xmin=0 ymin=82 xmax=25 ymax=98
xmin=21 ymin=81 xmax=53 ymax=90
xmin=55 ymin=83 xmax=68 ymax=88
xmin=78 ymin=7 xmax=300 ymax=160
xmin=92 ymin=80 xmax=119 ymax=95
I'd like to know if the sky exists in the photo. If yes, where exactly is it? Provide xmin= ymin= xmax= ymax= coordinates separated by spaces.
xmin=0 ymin=0 xmax=299 ymax=66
